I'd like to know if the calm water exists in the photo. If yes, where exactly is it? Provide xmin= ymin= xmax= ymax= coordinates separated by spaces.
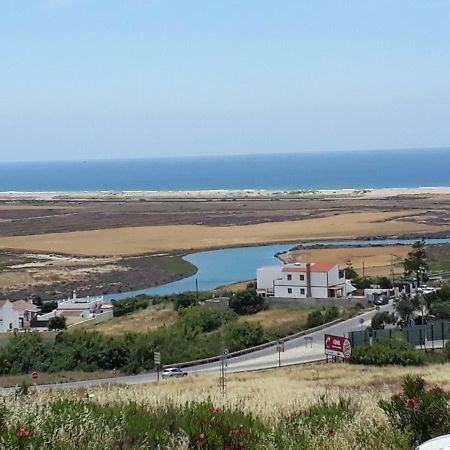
xmin=103 ymin=238 xmax=450 ymax=300
xmin=2 ymin=148 xmax=450 ymax=191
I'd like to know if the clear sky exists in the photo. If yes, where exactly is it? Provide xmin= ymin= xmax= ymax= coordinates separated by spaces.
xmin=1 ymin=1 xmax=450 ymax=162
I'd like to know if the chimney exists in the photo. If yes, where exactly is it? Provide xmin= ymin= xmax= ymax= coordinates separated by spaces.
xmin=306 ymin=263 xmax=312 ymax=298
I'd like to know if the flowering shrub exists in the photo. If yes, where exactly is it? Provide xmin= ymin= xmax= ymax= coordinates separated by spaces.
xmin=180 ymin=402 xmax=263 ymax=449
xmin=379 ymin=375 xmax=450 ymax=446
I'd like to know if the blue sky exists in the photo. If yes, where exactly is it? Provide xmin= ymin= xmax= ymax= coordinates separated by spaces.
xmin=1 ymin=1 xmax=450 ymax=161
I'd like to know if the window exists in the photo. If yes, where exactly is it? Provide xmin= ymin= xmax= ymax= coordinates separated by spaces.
xmin=287 ymin=288 xmax=292 ymax=294
xmin=300 ymin=288 xmax=305 ymax=295
xmin=287 ymin=274 xmax=292 ymax=280
xmin=300 ymin=274 xmax=305 ymax=281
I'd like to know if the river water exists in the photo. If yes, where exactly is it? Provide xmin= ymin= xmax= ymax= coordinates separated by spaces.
xmin=103 ymin=238 xmax=450 ymax=300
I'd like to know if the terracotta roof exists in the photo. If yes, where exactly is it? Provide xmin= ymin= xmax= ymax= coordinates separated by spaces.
xmin=282 ymin=262 xmax=338 ymax=273
xmin=282 ymin=266 xmax=306 ymax=273
xmin=12 ymin=300 xmax=39 ymax=312
xmin=310 ymin=262 xmax=338 ymax=272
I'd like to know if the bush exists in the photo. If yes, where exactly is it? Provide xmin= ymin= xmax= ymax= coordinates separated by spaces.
xmin=48 ymin=316 xmax=66 ymax=331
xmin=379 ymin=375 xmax=450 ymax=446
xmin=351 ymin=340 xmax=424 ymax=366
xmin=229 ymin=288 xmax=265 ymax=315
xmin=306 ymin=306 xmax=339 ymax=329
xmin=112 ymin=295 xmax=150 ymax=317
xmin=370 ymin=311 xmax=395 ymax=330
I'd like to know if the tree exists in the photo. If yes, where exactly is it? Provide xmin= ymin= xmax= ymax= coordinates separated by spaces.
xmin=371 ymin=311 xmax=395 ymax=330
xmin=404 ymin=240 xmax=428 ymax=283
xmin=229 ymin=288 xmax=265 ymax=315
xmin=48 ymin=316 xmax=67 ymax=331
xmin=345 ymin=260 xmax=358 ymax=279
xmin=394 ymin=294 xmax=420 ymax=326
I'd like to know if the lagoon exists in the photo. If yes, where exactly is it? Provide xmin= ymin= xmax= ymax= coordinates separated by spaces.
xmin=103 ymin=237 xmax=450 ymax=300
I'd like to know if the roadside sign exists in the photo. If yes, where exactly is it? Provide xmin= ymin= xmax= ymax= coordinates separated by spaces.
xmin=223 ymin=348 xmax=229 ymax=356
xmin=31 ymin=371 xmax=38 ymax=380
xmin=154 ymin=352 xmax=161 ymax=365
xmin=276 ymin=342 xmax=285 ymax=352
xmin=324 ymin=334 xmax=352 ymax=359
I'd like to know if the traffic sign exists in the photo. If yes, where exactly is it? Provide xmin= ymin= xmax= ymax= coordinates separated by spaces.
xmin=31 ymin=371 xmax=38 ymax=380
xmin=154 ymin=352 xmax=161 ymax=365
xmin=223 ymin=348 xmax=229 ymax=356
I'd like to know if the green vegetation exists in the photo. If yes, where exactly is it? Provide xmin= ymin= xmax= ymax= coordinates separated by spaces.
xmin=48 ymin=316 xmax=66 ymax=331
xmin=351 ymin=340 xmax=425 ymax=366
xmin=158 ymin=254 xmax=198 ymax=278
xmin=370 ymin=311 xmax=395 ymax=330
xmin=352 ymin=275 xmax=391 ymax=289
xmin=306 ymin=306 xmax=339 ymax=328
xmin=112 ymin=295 xmax=151 ymax=317
xmin=2 ymin=391 xmax=412 ymax=449
xmin=229 ymin=283 xmax=265 ymax=315
xmin=380 ymin=375 xmax=450 ymax=447
xmin=403 ymin=239 xmax=428 ymax=282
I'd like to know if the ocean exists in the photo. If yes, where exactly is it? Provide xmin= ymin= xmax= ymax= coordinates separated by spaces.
xmin=1 ymin=148 xmax=449 ymax=192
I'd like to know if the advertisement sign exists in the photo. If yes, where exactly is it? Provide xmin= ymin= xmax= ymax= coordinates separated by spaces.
xmin=324 ymin=334 xmax=352 ymax=359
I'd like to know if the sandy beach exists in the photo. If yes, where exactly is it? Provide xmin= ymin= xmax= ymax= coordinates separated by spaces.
xmin=1 ymin=186 xmax=450 ymax=202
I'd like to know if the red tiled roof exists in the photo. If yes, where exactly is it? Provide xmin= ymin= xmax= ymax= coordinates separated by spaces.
xmin=310 ymin=262 xmax=337 ymax=272
xmin=282 ymin=266 xmax=306 ymax=273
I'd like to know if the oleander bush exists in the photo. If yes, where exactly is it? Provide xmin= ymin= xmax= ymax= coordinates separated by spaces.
xmin=380 ymin=375 xmax=450 ymax=446
xmin=351 ymin=340 xmax=425 ymax=366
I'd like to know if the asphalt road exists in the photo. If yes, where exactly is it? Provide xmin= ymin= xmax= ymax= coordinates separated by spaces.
xmin=1 ymin=304 xmax=391 ymax=393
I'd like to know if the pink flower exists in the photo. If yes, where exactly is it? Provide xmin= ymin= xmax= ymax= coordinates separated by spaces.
xmin=239 ymin=441 xmax=245 ymax=448
xmin=16 ymin=427 xmax=33 ymax=437
xmin=235 ymin=424 xmax=245 ymax=434
xmin=407 ymin=397 xmax=417 ymax=408
xmin=199 ymin=432 xmax=206 ymax=439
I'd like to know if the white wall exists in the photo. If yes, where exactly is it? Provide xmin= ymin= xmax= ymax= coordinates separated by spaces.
xmin=0 ymin=301 xmax=21 ymax=332
xmin=274 ymin=285 xmax=307 ymax=298
xmin=257 ymin=266 xmax=282 ymax=291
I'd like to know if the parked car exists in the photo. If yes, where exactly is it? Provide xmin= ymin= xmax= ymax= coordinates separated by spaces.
xmin=416 ymin=434 xmax=450 ymax=449
xmin=161 ymin=367 xmax=188 ymax=379
xmin=373 ymin=295 xmax=389 ymax=305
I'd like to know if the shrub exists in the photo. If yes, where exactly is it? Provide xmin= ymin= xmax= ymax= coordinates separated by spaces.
xmin=370 ymin=311 xmax=395 ymax=330
xmin=229 ymin=288 xmax=265 ymax=315
xmin=306 ymin=306 xmax=339 ymax=329
xmin=112 ymin=295 xmax=150 ymax=317
xmin=379 ymin=375 xmax=450 ymax=446
xmin=351 ymin=340 xmax=424 ymax=366
xmin=48 ymin=316 xmax=66 ymax=331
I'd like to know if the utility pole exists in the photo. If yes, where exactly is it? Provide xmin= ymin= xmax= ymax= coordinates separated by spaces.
xmin=362 ymin=261 xmax=365 ymax=278
xmin=195 ymin=278 xmax=199 ymax=302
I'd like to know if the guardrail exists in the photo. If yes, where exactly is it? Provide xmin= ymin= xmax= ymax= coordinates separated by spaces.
xmin=164 ymin=317 xmax=344 ymax=369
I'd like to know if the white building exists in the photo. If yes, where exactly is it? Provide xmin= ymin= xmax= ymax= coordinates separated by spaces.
xmin=54 ymin=292 xmax=110 ymax=318
xmin=0 ymin=299 xmax=39 ymax=332
xmin=257 ymin=262 xmax=353 ymax=299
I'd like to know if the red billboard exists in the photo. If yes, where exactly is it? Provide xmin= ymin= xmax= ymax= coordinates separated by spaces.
xmin=324 ymin=334 xmax=352 ymax=359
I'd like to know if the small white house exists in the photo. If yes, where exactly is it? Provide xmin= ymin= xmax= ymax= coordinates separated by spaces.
xmin=257 ymin=262 xmax=353 ymax=299
xmin=51 ymin=292 xmax=110 ymax=318
xmin=0 ymin=299 xmax=39 ymax=332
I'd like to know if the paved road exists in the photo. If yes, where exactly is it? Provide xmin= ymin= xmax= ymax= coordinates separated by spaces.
xmin=1 ymin=305 xmax=391 ymax=392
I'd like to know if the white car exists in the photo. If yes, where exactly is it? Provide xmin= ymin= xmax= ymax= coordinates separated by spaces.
xmin=161 ymin=367 xmax=188 ymax=379
xmin=416 ymin=434 xmax=450 ymax=450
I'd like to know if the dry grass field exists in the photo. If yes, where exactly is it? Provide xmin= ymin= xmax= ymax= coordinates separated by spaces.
xmin=70 ymin=305 xmax=178 ymax=335
xmin=0 ymin=210 xmax=447 ymax=256
xmin=83 ymin=363 xmax=450 ymax=421
xmin=239 ymin=308 xmax=314 ymax=335
xmin=281 ymin=245 xmax=410 ymax=277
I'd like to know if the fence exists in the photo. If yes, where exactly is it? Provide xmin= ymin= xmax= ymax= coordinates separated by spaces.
xmin=348 ymin=320 xmax=450 ymax=350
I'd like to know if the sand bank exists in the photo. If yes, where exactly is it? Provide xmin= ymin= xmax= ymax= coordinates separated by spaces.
xmin=0 ymin=186 xmax=450 ymax=201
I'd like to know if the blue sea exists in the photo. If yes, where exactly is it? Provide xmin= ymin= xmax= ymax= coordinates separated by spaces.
xmin=1 ymin=148 xmax=449 ymax=191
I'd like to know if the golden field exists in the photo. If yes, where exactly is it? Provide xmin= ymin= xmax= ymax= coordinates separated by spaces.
xmin=0 ymin=210 xmax=447 ymax=256
xmin=74 ymin=363 xmax=450 ymax=421
xmin=281 ymin=245 xmax=410 ymax=277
